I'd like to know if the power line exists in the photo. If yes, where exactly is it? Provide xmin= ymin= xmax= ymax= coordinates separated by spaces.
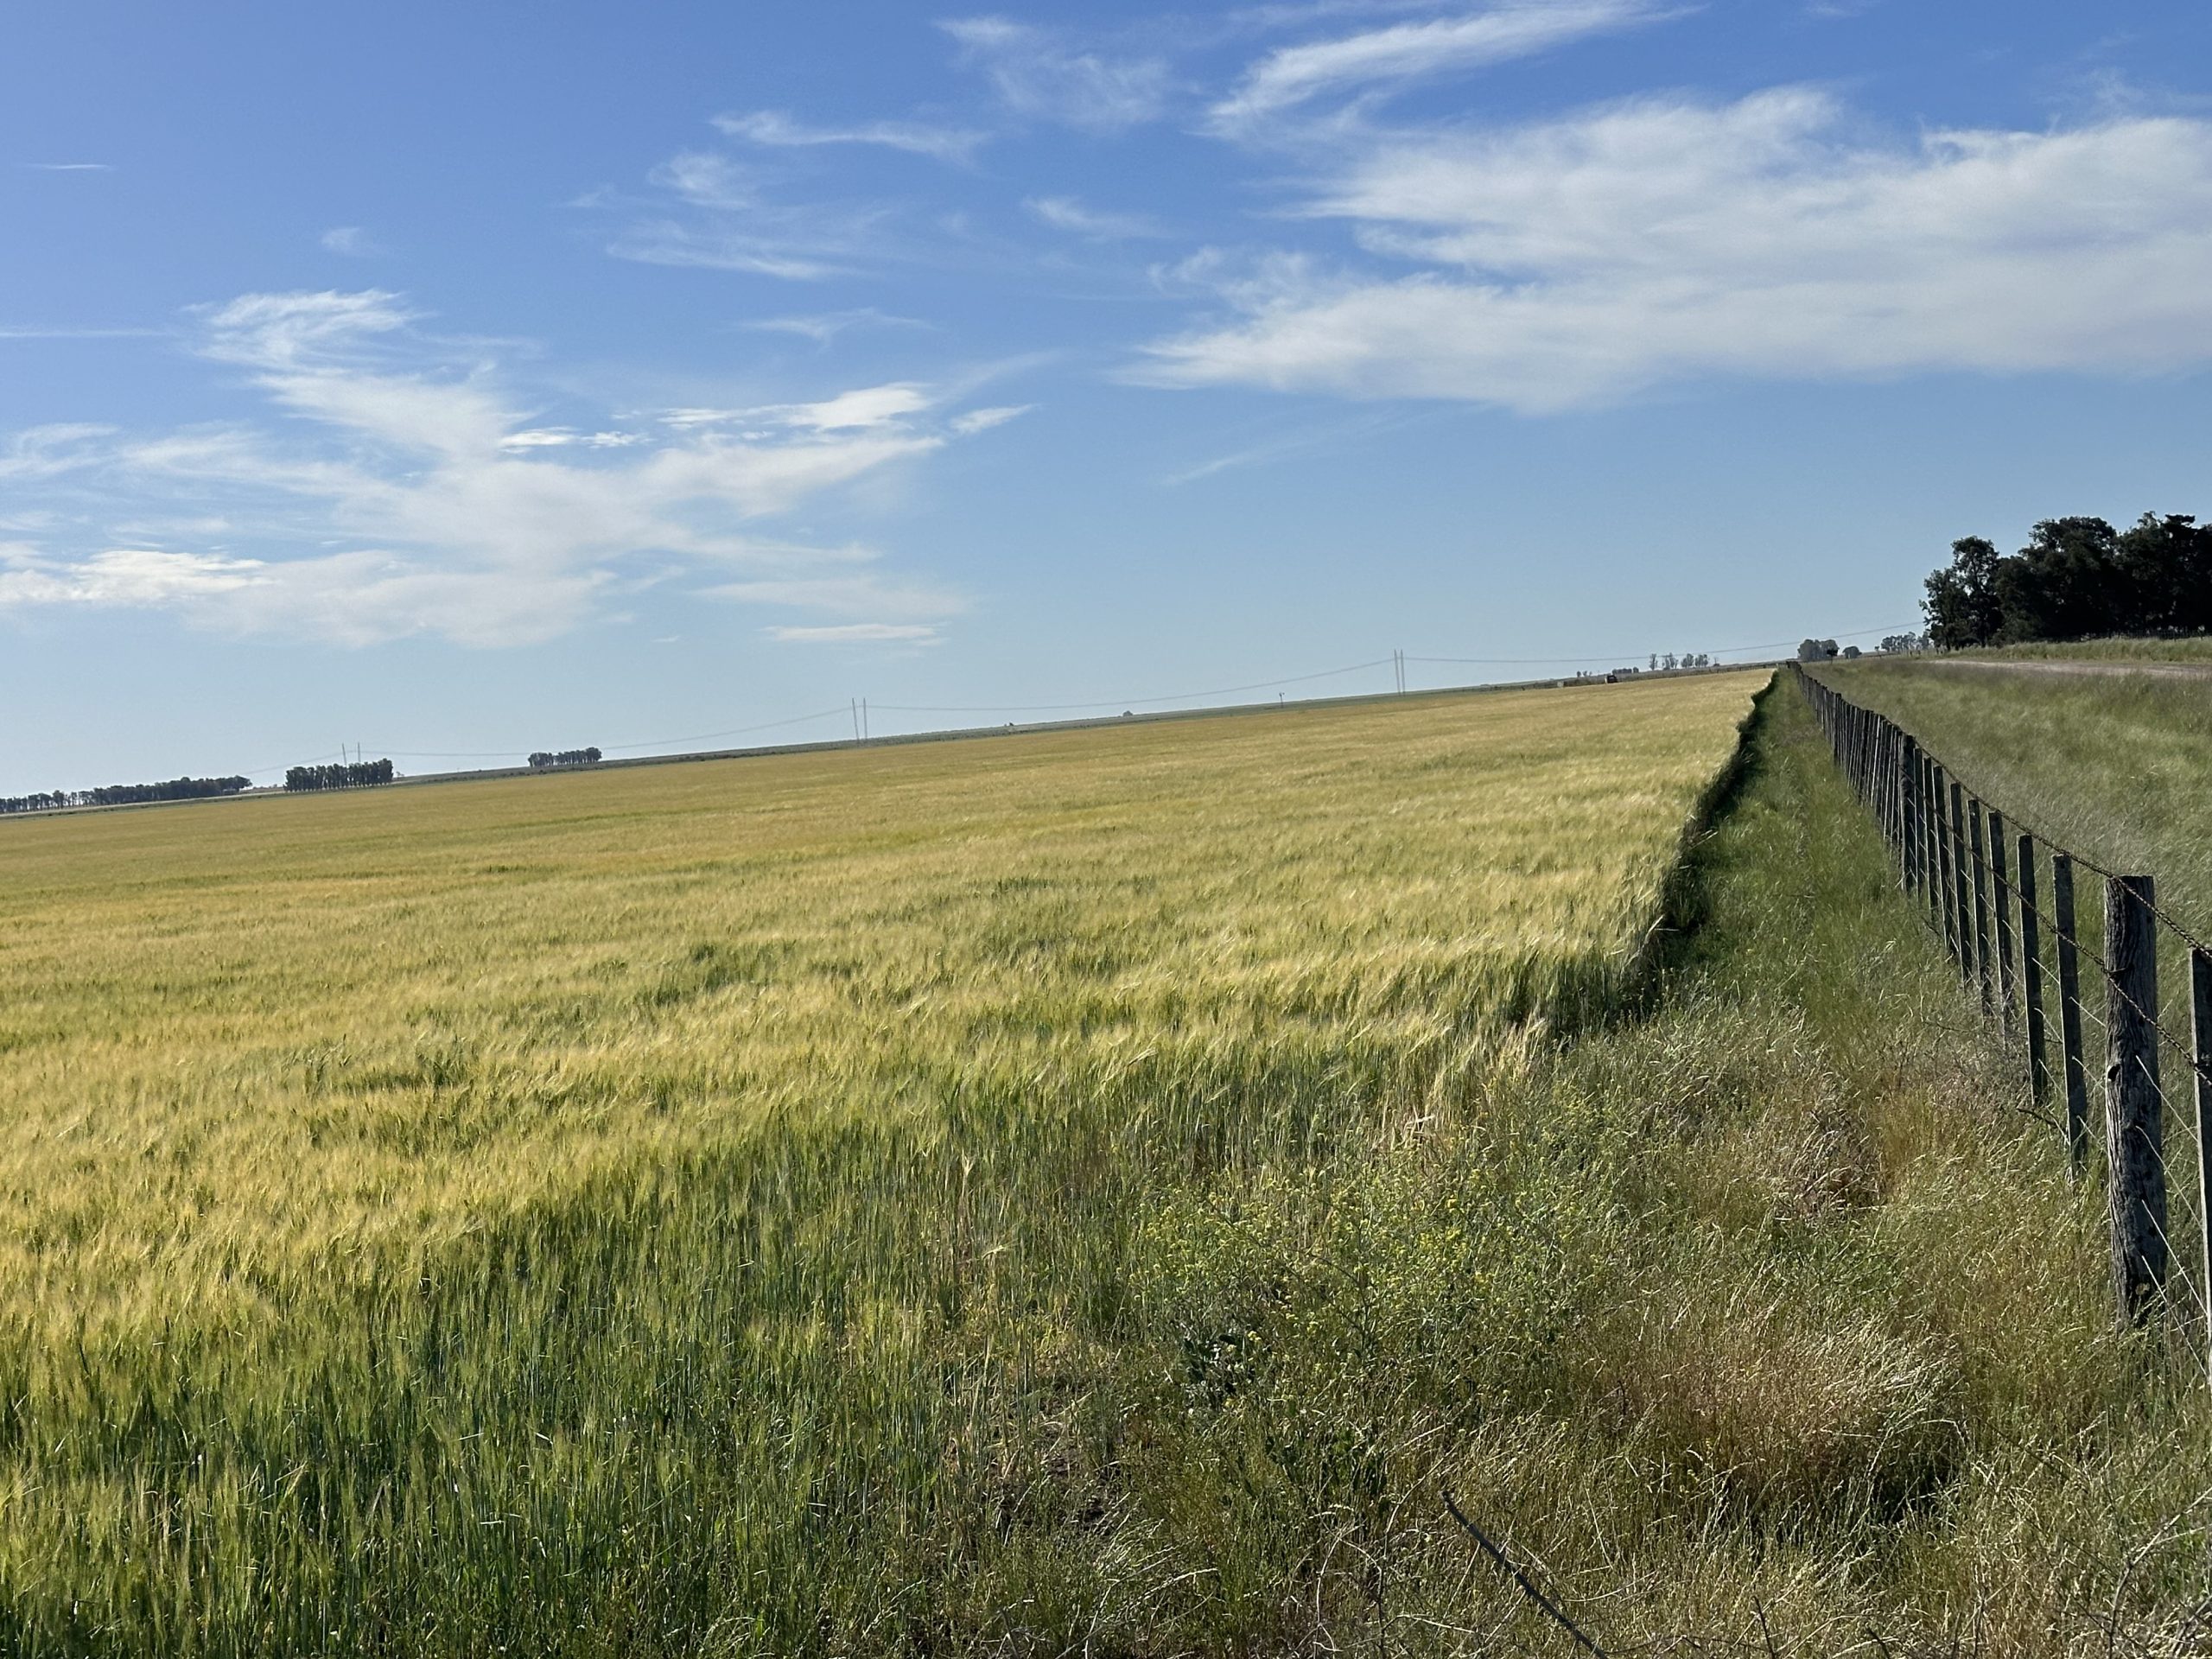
xmin=157 ymin=625 xmax=1904 ymax=798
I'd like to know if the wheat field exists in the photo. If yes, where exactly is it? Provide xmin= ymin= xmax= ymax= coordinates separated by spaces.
xmin=0 ymin=672 xmax=1758 ymax=1653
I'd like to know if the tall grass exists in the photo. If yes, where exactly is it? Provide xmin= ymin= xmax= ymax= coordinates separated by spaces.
xmin=1826 ymin=653 xmax=2212 ymax=931
xmin=0 ymin=676 xmax=1751 ymax=1652
xmin=1 ymin=668 xmax=2200 ymax=1652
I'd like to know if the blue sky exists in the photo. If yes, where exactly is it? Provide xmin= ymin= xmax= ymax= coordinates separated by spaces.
xmin=4 ymin=1 xmax=2210 ymax=791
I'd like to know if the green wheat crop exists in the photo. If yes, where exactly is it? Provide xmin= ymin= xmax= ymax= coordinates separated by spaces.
xmin=0 ymin=674 xmax=1757 ymax=1653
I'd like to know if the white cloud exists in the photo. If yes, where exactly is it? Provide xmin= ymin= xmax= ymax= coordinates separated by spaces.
xmin=951 ymin=404 xmax=1033 ymax=434
xmin=1213 ymin=1 xmax=1672 ymax=128
xmin=499 ymin=428 xmax=642 ymax=449
xmin=17 ymin=162 xmax=111 ymax=172
xmin=199 ymin=289 xmax=415 ymax=369
xmin=658 ymin=384 xmax=957 ymax=435
xmin=320 ymin=226 xmax=380 ymax=256
xmin=0 ymin=423 xmax=115 ymax=480
xmin=611 ymin=224 xmax=848 ymax=282
xmin=607 ymin=152 xmax=906 ymax=280
xmin=1139 ymin=92 xmax=2212 ymax=410
xmin=0 ymin=549 xmax=264 ymax=607
xmin=764 ymin=621 xmax=942 ymax=643
xmin=772 ymin=384 xmax=934 ymax=431
xmin=941 ymin=17 xmax=1173 ymax=132
xmin=1026 ymin=195 xmax=1166 ymax=239
xmin=713 ymin=109 xmax=987 ymax=165
xmin=0 ymin=290 xmax=997 ymax=645
xmin=741 ymin=308 xmax=931 ymax=345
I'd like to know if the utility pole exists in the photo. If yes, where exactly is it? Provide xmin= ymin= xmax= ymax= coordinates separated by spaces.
xmin=850 ymin=699 xmax=861 ymax=741
xmin=861 ymin=698 xmax=868 ymax=741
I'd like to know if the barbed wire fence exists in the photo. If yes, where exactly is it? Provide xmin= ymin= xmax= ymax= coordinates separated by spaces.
xmin=1796 ymin=664 xmax=2212 ymax=1361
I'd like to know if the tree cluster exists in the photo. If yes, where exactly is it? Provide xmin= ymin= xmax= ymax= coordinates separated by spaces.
xmin=1923 ymin=514 xmax=2212 ymax=649
xmin=527 ymin=748 xmax=603 ymax=770
xmin=1646 ymin=653 xmax=1715 ymax=671
xmin=284 ymin=759 xmax=395 ymax=792
xmin=0 ymin=775 xmax=253 ymax=816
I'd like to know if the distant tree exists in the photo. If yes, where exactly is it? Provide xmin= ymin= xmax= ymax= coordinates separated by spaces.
xmin=1878 ymin=633 xmax=1925 ymax=654
xmin=1923 ymin=537 xmax=2005 ymax=648
xmin=1796 ymin=639 xmax=1840 ymax=662
xmin=2114 ymin=513 xmax=2212 ymax=637
xmin=1920 ymin=513 xmax=2212 ymax=647
xmin=3 ymin=774 xmax=251 ymax=814
xmin=283 ymin=759 xmax=396 ymax=792
xmin=528 ymin=747 xmax=604 ymax=772
xmin=1993 ymin=518 xmax=2122 ymax=643
xmin=1841 ymin=645 xmax=1862 ymax=658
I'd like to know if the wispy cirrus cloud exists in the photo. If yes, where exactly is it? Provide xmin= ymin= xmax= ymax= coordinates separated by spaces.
xmin=16 ymin=161 xmax=111 ymax=172
xmin=319 ymin=226 xmax=382 ymax=257
xmin=1211 ymin=0 xmax=1677 ymax=129
xmin=741 ymin=308 xmax=933 ymax=345
xmin=1139 ymin=91 xmax=2212 ymax=410
xmin=713 ymin=109 xmax=988 ymax=165
xmin=604 ymin=149 xmax=911 ymax=281
xmin=940 ymin=17 xmax=1174 ymax=132
xmin=0 ymin=289 xmax=1011 ymax=645
xmin=0 ymin=423 xmax=116 ymax=479
xmin=1027 ymin=195 xmax=1167 ymax=239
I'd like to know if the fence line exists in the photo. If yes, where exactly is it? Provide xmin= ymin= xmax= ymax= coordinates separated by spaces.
xmin=1796 ymin=665 xmax=2212 ymax=1364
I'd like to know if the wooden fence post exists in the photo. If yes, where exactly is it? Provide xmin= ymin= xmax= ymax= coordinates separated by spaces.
xmin=2194 ymin=948 xmax=2212 ymax=1365
xmin=1926 ymin=758 xmax=1944 ymax=932
xmin=1990 ymin=810 xmax=2017 ymax=1033
xmin=2054 ymin=854 xmax=2090 ymax=1176
xmin=2018 ymin=834 xmax=2051 ymax=1116
xmin=2104 ymin=874 xmax=2166 ymax=1325
xmin=1969 ymin=799 xmax=1994 ymax=1014
xmin=1902 ymin=738 xmax=1921 ymax=894
xmin=1950 ymin=778 xmax=1973 ymax=977
xmin=1888 ymin=725 xmax=1904 ymax=864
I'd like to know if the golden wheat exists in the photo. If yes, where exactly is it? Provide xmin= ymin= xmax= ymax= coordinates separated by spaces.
xmin=0 ymin=675 xmax=1754 ymax=1344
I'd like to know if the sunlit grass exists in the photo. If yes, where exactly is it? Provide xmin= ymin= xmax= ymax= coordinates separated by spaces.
xmin=0 ymin=674 xmax=1758 ymax=1651
xmin=1823 ymin=652 xmax=2212 ymax=931
xmin=4 ymin=666 xmax=2195 ymax=1653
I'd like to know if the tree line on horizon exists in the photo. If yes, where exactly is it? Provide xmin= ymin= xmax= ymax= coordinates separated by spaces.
xmin=1922 ymin=512 xmax=2212 ymax=648
xmin=284 ymin=759 xmax=396 ymax=792
xmin=528 ymin=748 xmax=602 ymax=770
xmin=0 ymin=775 xmax=254 ymax=817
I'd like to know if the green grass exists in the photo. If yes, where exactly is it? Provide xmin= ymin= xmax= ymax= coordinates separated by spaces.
xmin=0 ymin=669 xmax=2202 ymax=1653
xmin=1942 ymin=636 xmax=2212 ymax=665
xmin=1821 ymin=652 xmax=2212 ymax=935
